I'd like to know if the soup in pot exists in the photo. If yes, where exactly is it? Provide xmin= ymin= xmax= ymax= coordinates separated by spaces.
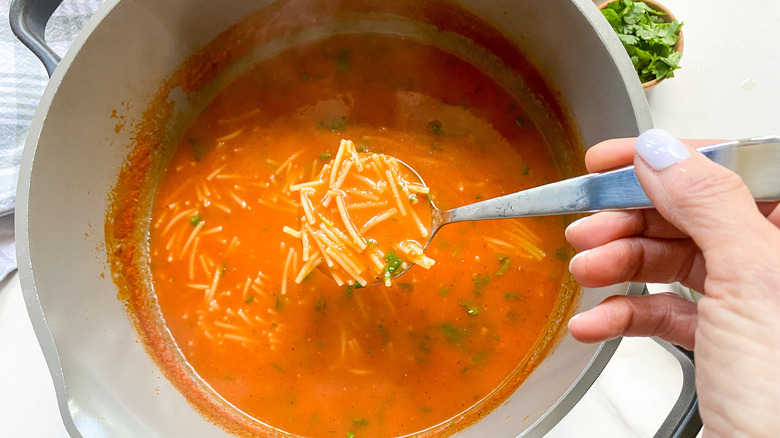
xmin=109 ymin=8 xmax=582 ymax=433
xmin=148 ymin=34 xmax=574 ymax=437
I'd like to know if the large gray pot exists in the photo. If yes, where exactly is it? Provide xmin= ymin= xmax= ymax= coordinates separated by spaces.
xmin=11 ymin=0 xmax=697 ymax=436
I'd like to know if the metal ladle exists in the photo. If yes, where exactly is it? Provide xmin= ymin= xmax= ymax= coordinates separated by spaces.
xmin=387 ymin=136 xmax=780 ymax=281
xmin=426 ymin=136 xmax=780 ymax=234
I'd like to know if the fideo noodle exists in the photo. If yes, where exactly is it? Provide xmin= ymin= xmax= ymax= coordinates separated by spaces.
xmin=284 ymin=139 xmax=434 ymax=288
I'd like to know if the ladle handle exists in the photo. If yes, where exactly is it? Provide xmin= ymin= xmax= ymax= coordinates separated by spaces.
xmin=444 ymin=136 xmax=780 ymax=223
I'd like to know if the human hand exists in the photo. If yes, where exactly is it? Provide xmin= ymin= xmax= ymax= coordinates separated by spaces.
xmin=565 ymin=129 xmax=780 ymax=436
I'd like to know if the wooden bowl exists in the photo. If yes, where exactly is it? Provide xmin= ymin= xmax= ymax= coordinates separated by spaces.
xmin=598 ymin=0 xmax=684 ymax=89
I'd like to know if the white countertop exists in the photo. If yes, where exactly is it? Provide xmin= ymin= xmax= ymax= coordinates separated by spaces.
xmin=2 ymin=0 xmax=779 ymax=436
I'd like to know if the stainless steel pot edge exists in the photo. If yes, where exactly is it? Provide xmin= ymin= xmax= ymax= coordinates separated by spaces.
xmin=14 ymin=0 xmax=121 ymax=436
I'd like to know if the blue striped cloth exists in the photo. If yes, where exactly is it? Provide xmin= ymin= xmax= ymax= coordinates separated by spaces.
xmin=0 ymin=0 xmax=104 ymax=280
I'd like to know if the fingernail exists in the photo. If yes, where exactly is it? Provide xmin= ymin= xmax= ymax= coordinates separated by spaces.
xmin=635 ymin=128 xmax=691 ymax=171
xmin=567 ymin=310 xmax=591 ymax=329
xmin=567 ymin=313 xmax=581 ymax=330
xmin=566 ymin=216 xmax=589 ymax=233
xmin=564 ymin=217 xmax=588 ymax=241
xmin=568 ymin=249 xmax=590 ymax=272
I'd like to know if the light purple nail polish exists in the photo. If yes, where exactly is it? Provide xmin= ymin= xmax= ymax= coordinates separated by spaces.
xmin=635 ymin=128 xmax=691 ymax=171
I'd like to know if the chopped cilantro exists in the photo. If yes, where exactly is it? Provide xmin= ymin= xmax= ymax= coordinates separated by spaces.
xmin=505 ymin=293 xmax=523 ymax=300
xmin=314 ymin=297 xmax=326 ymax=311
xmin=383 ymin=251 xmax=404 ymax=282
xmin=439 ymin=286 xmax=450 ymax=297
xmin=301 ymin=73 xmax=309 ymax=83
xmin=189 ymin=215 xmax=202 ymax=226
xmin=428 ymin=120 xmax=444 ymax=135
xmin=188 ymin=138 xmax=205 ymax=161
xmin=378 ymin=324 xmax=390 ymax=344
xmin=347 ymin=433 xmax=355 ymax=438
xmin=335 ymin=49 xmax=352 ymax=72
xmin=319 ymin=152 xmax=331 ymax=160
xmin=409 ymin=194 xmax=418 ymax=203
xmin=245 ymin=296 xmax=254 ymax=304
xmin=601 ymin=0 xmax=683 ymax=82
xmin=435 ymin=239 xmax=450 ymax=249
xmin=451 ymin=241 xmax=465 ymax=257
xmin=397 ymin=283 xmax=415 ymax=292
xmin=426 ymin=193 xmax=433 ymax=201
xmin=515 ymin=117 xmax=523 ymax=127
xmin=317 ymin=117 xmax=348 ymax=132
xmin=475 ymin=193 xmax=482 ymax=200
xmin=472 ymin=273 xmax=491 ymax=296
xmin=366 ymin=238 xmax=377 ymax=247
xmin=555 ymin=247 xmax=569 ymax=260
xmin=345 ymin=283 xmax=363 ymax=298
xmin=441 ymin=322 xmax=465 ymax=343
xmin=521 ymin=164 xmax=529 ymax=175
xmin=460 ymin=301 xmax=480 ymax=316
xmin=495 ymin=257 xmax=511 ymax=276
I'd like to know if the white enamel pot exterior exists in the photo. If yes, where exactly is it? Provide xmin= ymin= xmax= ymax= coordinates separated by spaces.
xmin=13 ymin=0 xmax=667 ymax=436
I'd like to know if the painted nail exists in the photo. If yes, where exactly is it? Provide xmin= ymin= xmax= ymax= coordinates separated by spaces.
xmin=635 ymin=128 xmax=691 ymax=171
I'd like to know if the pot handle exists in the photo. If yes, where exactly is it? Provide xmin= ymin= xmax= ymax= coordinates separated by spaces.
xmin=9 ymin=0 xmax=65 ymax=77
xmin=652 ymin=338 xmax=701 ymax=437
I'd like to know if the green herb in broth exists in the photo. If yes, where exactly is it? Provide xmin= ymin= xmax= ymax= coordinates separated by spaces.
xmin=383 ymin=251 xmax=404 ymax=283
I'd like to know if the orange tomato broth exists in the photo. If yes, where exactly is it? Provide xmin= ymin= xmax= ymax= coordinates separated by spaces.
xmin=147 ymin=34 xmax=576 ymax=437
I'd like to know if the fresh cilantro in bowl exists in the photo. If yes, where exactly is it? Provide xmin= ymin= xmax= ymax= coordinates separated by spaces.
xmin=600 ymin=0 xmax=683 ymax=84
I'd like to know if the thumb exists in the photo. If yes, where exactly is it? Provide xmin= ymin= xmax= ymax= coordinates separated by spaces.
xmin=634 ymin=129 xmax=766 ymax=257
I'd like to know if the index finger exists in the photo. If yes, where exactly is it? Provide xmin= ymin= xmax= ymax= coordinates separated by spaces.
xmin=585 ymin=137 xmax=720 ymax=173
